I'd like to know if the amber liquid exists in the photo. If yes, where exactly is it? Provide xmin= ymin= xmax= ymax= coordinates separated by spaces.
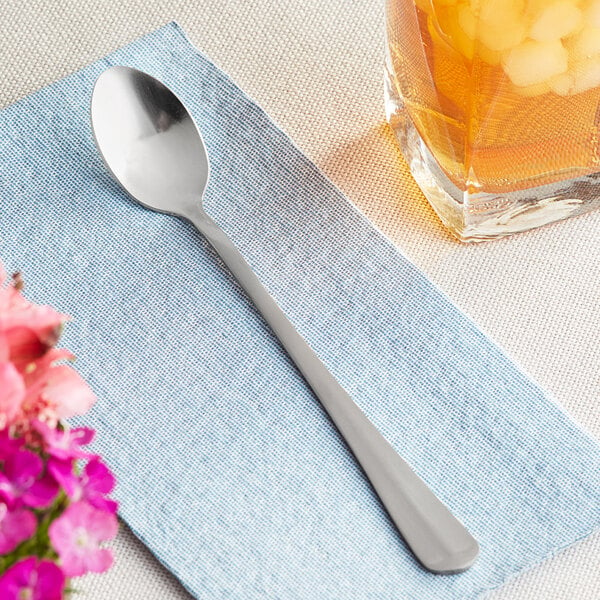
xmin=387 ymin=0 xmax=600 ymax=193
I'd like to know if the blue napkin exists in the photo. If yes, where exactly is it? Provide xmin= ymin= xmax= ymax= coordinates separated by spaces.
xmin=0 ymin=22 xmax=598 ymax=600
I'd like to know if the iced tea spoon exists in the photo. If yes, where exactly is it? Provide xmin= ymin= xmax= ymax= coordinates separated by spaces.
xmin=90 ymin=65 xmax=479 ymax=574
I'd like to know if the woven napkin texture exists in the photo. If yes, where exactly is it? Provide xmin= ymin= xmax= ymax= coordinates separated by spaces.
xmin=0 ymin=23 xmax=598 ymax=600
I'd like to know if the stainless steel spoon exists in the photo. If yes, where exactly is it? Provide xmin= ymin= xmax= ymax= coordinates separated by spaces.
xmin=90 ymin=65 xmax=479 ymax=574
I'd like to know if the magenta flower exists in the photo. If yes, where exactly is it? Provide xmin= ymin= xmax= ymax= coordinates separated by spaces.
xmin=47 ymin=457 xmax=79 ymax=498
xmin=78 ymin=458 xmax=118 ymax=513
xmin=34 ymin=421 xmax=95 ymax=460
xmin=0 ymin=449 xmax=59 ymax=508
xmin=49 ymin=501 xmax=118 ymax=577
xmin=0 ymin=264 xmax=118 ymax=584
xmin=0 ymin=428 xmax=24 ymax=458
xmin=0 ymin=557 xmax=65 ymax=600
xmin=48 ymin=456 xmax=118 ymax=514
xmin=0 ymin=502 xmax=36 ymax=553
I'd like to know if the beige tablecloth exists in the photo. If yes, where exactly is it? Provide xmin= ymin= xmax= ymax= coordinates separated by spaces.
xmin=1 ymin=1 xmax=598 ymax=598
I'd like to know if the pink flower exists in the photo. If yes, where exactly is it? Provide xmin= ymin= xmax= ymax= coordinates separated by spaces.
xmin=0 ymin=557 xmax=65 ymax=600
xmin=0 ymin=266 xmax=95 ymax=428
xmin=38 ymin=364 xmax=96 ymax=420
xmin=0 ymin=502 xmax=36 ymax=553
xmin=20 ymin=349 xmax=96 ymax=424
xmin=49 ymin=501 xmax=118 ymax=577
xmin=0 ymin=362 xmax=25 ymax=428
xmin=0 ymin=449 xmax=59 ymax=508
xmin=2 ymin=327 xmax=56 ymax=371
xmin=0 ymin=333 xmax=7 ymax=361
xmin=0 ymin=267 xmax=66 ymax=350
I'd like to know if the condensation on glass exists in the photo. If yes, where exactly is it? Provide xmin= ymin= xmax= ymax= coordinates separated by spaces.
xmin=385 ymin=0 xmax=600 ymax=240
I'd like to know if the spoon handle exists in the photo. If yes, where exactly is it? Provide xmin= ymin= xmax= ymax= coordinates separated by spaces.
xmin=189 ymin=210 xmax=479 ymax=574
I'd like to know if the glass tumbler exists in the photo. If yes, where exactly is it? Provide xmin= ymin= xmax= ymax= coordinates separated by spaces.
xmin=385 ymin=0 xmax=600 ymax=241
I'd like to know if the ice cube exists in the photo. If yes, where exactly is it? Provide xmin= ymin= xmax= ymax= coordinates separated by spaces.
xmin=529 ymin=1 xmax=583 ymax=41
xmin=479 ymin=0 xmax=526 ymax=22
xmin=550 ymin=57 xmax=600 ymax=93
xmin=502 ymin=39 xmax=569 ymax=85
xmin=479 ymin=20 xmax=527 ymax=50
xmin=571 ymin=58 xmax=600 ymax=92
xmin=585 ymin=0 xmax=600 ymax=26
xmin=437 ymin=5 xmax=476 ymax=59
xmin=474 ymin=0 xmax=525 ymax=23
xmin=512 ymin=80 xmax=552 ymax=95
xmin=549 ymin=71 xmax=574 ymax=94
xmin=479 ymin=44 xmax=503 ymax=64
xmin=568 ymin=26 xmax=600 ymax=60
xmin=458 ymin=4 xmax=478 ymax=38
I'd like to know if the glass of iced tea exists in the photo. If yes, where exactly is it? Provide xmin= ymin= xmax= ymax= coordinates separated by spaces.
xmin=385 ymin=0 xmax=600 ymax=240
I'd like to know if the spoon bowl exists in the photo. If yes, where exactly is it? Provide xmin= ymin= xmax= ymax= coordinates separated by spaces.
xmin=91 ymin=65 xmax=209 ymax=218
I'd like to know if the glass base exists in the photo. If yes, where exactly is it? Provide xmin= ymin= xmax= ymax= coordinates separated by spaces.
xmin=384 ymin=69 xmax=600 ymax=242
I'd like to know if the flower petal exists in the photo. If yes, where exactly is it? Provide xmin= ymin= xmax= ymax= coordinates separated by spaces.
xmin=0 ymin=557 xmax=65 ymax=600
xmin=4 ymin=449 xmax=42 ymax=482
xmin=3 ymin=327 xmax=53 ymax=368
xmin=0 ymin=508 xmax=35 ymax=553
xmin=0 ymin=556 xmax=37 ymax=598
xmin=0 ymin=429 xmax=24 ymax=458
xmin=71 ymin=427 xmax=95 ymax=447
xmin=85 ymin=547 xmax=114 ymax=574
xmin=0 ymin=362 xmax=25 ymax=426
xmin=48 ymin=457 xmax=79 ymax=497
xmin=0 ymin=285 xmax=67 ymax=340
xmin=0 ymin=334 xmax=8 ymax=362
xmin=22 ymin=473 xmax=59 ymax=509
xmin=88 ymin=506 xmax=119 ymax=542
xmin=41 ymin=365 xmax=96 ymax=419
xmin=33 ymin=422 xmax=96 ymax=460
xmin=0 ymin=506 xmax=36 ymax=553
xmin=88 ymin=495 xmax=119 ymax=514
xmin=33 ymin=560 xmax=65 ymax=600
xmin=84 ymin=458 xmax=116 ymax=496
